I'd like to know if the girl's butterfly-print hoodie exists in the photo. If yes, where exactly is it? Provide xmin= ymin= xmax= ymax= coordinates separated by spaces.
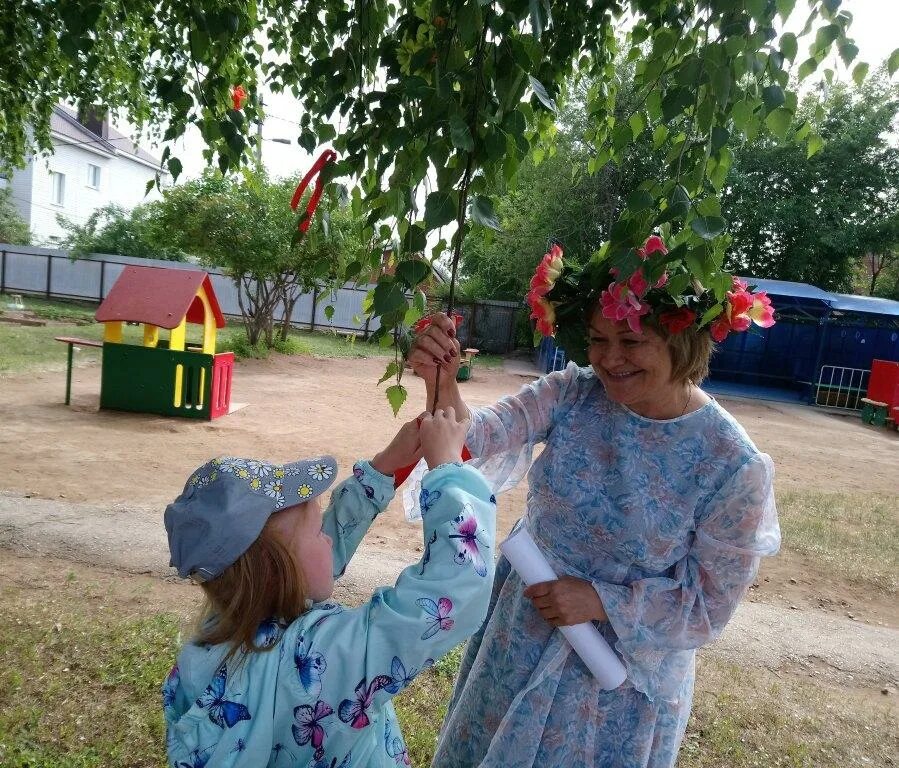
xmin=163 ymin=460 xmax=496 ymax=768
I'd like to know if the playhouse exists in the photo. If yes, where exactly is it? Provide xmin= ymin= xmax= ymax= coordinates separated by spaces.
xmin=94 ymin=265 xmax=234 ymax=419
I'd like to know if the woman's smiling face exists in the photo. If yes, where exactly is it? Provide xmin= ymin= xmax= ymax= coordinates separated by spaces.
xmin=586 ymin=310 xmax=680 ymax=417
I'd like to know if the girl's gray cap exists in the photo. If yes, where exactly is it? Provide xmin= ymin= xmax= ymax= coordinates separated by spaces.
xmin=164 ymin=455 xmax=337 ymax=582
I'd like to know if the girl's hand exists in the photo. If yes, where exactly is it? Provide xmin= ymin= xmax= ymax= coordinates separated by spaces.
xmin=371 ymin=416 xmax=423 ymax=476
xmin=523 ymin=576 xmax=608 ymax=626
xmin=419 ymin=407 xmax=469 ymax=469
xmin=408 ymin=313 xmax=461 ymax=385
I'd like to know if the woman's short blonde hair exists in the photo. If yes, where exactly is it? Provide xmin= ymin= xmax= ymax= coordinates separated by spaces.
xmin=194 ymin=516 xmax=308 ymax=661
xmin=655 ymin=321 xmax=715 ymax=384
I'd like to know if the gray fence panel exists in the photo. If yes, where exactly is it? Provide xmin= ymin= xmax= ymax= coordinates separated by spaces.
xmin=4 ymin=250 xmax=48 ymax=293
xmin=51 ymin=255 xmax=102 ymax=299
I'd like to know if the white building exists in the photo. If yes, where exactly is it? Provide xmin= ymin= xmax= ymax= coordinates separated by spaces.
xmin=4 ymin=105 xmax=169 ymax=245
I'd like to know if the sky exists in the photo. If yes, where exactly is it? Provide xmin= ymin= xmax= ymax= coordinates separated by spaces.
xmin=148 ymin=0 xmax=898 ymax=182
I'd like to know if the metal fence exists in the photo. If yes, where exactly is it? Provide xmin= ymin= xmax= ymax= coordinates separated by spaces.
xmin=436 ymin=298 xmax=523 ymax=354
xmin=0 ymin=244 xmax=524 ymax=351
xmin=814 ymin=365 xmax=871 ymax=410
xmin=0 ymin=244 xmax=379 ymax=335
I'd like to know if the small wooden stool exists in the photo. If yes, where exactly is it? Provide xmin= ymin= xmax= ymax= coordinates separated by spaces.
xmin=860 ymin=397 xmax=889 ymax=427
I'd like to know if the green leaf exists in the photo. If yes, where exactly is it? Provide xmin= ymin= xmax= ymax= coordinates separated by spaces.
xmin=690 ymin=216 xmax=726 ymax=240
xmin=731 ymin=100 xmax=754 ymax=132
xmin=372 ymin=280 xmax=407 ymax=315
xmin=145 ymin=178 xmax=156 ymax=195
xmin=889 ymin=47 xmax=899 ymax=76
xmin=814 ymin=24 xmax=840 ymax=53
xmin=838 ymin=42 xmax=859 ymax=66
xmin=652 ymin=124 xmax=668 ymax=149
xmin=711 ymin=126 xmax=729 ymax=152
xmin=449 ymin=114 xmax=474 ymax=152
xmin=780 ymin=33 xmax=798 ymax=62
xmin=378 ymin=361 xmax=399 ymax=385
xmin=628 ymin=113 xmax=645 ymax=137
xmin=700 ymin=304 xmax=724 ymax=326
xmin=776 ymin=0 xmax=797 ymax=22
xmin=798 ymin=57 xmax=818 ymax=80
xmin=745 ymin=0 xmax=766 ymax=20
xmin=324 ymin=304 xmax=335 ymax=321
xmin=765 ymin=107 xmax=792 ymax=140
xmin=424 ymin=191 xmax=457 ymax=230
xmin=761 ymin=85 xmax=785 ymax=113
xmin=807 ymin=133 xmax=824 ymax=158
xmin=395 ymin=259 xmax=431 ymax=288
xmin=626 ymin=189 xmax=653 ymax=213
xmin=852 ymin=61 xmax=869 ymax=86
xmin=528 ymin=75 xmax=557 ymax=112
xmin=385 ymin=384 xmax=407 ymax=416
xmin=471 ymin=195 xmax=501 ymax=230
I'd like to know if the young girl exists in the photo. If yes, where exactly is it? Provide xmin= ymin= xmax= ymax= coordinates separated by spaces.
xmin=162 ymin=408 xmax=496 ymax=768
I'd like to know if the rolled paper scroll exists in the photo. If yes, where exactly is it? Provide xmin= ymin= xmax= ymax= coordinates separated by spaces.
xmin=500 ymin=523 xmax=627 ymax=689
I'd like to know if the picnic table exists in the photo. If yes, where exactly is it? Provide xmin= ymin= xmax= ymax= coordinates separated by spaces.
xmin=54 ymin=336 xmax=103 ymax=405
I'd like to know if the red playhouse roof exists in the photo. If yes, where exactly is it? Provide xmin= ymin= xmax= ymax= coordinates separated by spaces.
xmin=95 ymin=265 xmax=226 ymax=329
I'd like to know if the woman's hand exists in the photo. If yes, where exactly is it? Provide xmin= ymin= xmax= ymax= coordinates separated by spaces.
xmin=408 ymin=313 xmax=461 ymax=386
xmin=419 ymin=407 xmax=469 ymax=469
xmin=371 ymin=415 xmax=423 ymax=476
xmin=523 ymin=576 xmax=608 ymax=627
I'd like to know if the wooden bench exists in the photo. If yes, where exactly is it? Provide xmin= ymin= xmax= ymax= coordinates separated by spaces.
xmin=54 ymin=336 xmax=103 ymax=405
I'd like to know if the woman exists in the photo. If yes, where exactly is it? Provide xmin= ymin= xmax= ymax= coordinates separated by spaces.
xmin=407 ymin=239 xmax=780 ymax=768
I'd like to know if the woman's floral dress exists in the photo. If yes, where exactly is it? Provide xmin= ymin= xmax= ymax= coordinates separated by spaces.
xmin=432 ymin=363 xmax=780 ymax=768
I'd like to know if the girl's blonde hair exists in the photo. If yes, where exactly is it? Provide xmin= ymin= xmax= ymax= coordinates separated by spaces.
xmin=194 ymin=516 xmax=308 ymax=660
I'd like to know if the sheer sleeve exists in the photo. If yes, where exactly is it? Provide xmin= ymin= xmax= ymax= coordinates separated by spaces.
xmin=594 ymin=453 xmax=779 ymax=694
xmin=465 ymin=362 xmax=584 ymax=493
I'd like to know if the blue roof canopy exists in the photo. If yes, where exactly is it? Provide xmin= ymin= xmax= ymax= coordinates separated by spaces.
xmin=739 ymin=277 xmax=899 ymax=319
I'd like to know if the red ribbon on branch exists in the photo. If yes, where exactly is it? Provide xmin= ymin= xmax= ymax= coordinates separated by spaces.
xmin=231 ymin=85 xmax=247 ymax=111
xmin=290 ymin=149 xmax=338 ymax=234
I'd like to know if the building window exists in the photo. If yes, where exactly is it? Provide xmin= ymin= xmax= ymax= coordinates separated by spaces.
xmin=50 ymin=171 xmax=66 ymax=206
xmin=87 ymin=163 xmax=101 ymax=189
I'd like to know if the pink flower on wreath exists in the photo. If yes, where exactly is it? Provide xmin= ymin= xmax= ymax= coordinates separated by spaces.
xmin=638 ymin=235 xmax=668 ymax=260
xmin=527 ymin=244 xmax=564 ymax=336
xmin=600 ymin=281 xmax=651 ymax=334
xmin=530 ymin=244 xmax=564 ymax=297
xmin=710 ymin=277 xmax=776 ymax=342
xmin=528 ymin=290 xmax=557 ymax=337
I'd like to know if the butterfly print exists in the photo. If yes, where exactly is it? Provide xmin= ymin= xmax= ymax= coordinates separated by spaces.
xmin=419 ymin=487 xmax=441 ymax=514
xmin=310 ymin=754 xmax=352 ymax=768
xmin=416 ymin=596 xmax=455 ymax=640
xmin=385 ymin=720 xmax=411 ymax=766
xmin=353 ymin=467 xmax=375 ymax=499
xmin=489 ymin=494 xmax=496 ymax=504
xmin=448 ymin=506 xmax=489 ymax=577
xmin=384 ymin=655 xmax=434 ymax=694
xmin=195 ymin=663 xmax=251 ymax=729
xmin=338 ymin=675 xmax=392 ymax=729
xmin=176 ymin=746 xmax=213 ymax=768
xmin=419 ymin=530 xmax=438 ymax=575
xmin=271 ymin=742 xmax=295 ymax=764
xmin=231 ymin=738 xmax=247 ymax=753
xmin=292 ymin=700 xmax=334 ymax=759
xmin=295 ymin=634 xmax=327 ymax=697
xmin=255 ymin=618 xmax=285 ymax=648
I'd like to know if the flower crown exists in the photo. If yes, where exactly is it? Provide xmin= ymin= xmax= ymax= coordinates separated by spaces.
xmin=526 ymin=236 xmax=775 ymax=362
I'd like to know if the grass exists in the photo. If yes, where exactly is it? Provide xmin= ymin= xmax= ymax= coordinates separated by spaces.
xmin=777 ymin=489 xmax=899 ymax=594
xmin=1 ymin=567 xmax=895 ymax=768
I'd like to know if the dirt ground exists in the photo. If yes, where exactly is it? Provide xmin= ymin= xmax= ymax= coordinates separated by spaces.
xmin=1 ymin=353 xmax=896 ymax=628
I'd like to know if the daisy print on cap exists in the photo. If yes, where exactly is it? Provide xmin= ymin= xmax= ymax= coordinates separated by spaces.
xmin=308 ymin=462 xmax=334 ymax=482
